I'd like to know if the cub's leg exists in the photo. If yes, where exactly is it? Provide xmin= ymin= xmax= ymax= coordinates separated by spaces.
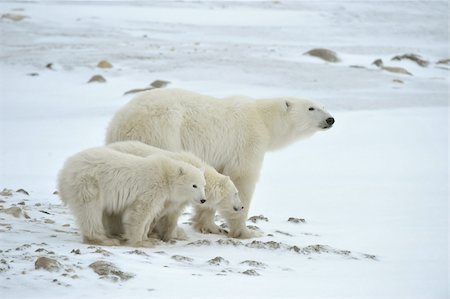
xmin=122 ymin=195 xmax=164 ymax=247
xmin=192 ymin=206 xmax=226 ymax=235
xmin=71 ymin=188 xmax=120 ymax=246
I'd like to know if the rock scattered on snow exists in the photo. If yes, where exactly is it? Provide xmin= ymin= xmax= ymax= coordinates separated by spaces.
xmin=125 ymin=249 xmax=149 ymax=256
xmin=123 ymin=87 xmax=153 ymax=95
xmin=391 ymin=53 xmax=429 ymax=67
xmin=97 ymin=60 xmax=113 ymax=68
xmin=304 ymin=48 xmax=340 ymax=63
xmin=124 ymin=79 xmax=170 ymax=95
xmin=88 ymin=74 xmax=106 ymax=83
xmin=45 ymin=63 xmax=54 ymax=70
xmin=53 ymin=191 xmax=59 ymax=195
xmin=0 ymin=188 xmax=13 ymax=197
xmin=0 ymin=259 xmax=10 ymax=272
xmin=241 ymin=269 xmax=260 ymax=276
xmin=436 ymin=58 xmax=450 ymax=65
xmin=16 ymin=244 xmax=31 ymax=251
xmin=44 ymin=219 xmax=55 ymax=224
xmin=1 ymin=13 xmax=27 ymax=22
xmin=90 ymin=247 xmax=112 ymax=257
xmin=70 ymin=249 xmax=81 ymax=255
xmin=186 ymin=239 xmax=212 ymax=246
xmin=349 ymin=65 xmax=366 ymax=69
xmin=289 ymin=244 xmax=353 ymax=258
xmin=35 ymin=248 xmax=55 ymax=254
xmin=16 ymin=188 xmax=29 ymax=195
xmin=1 ymin=206 xmax=23 ymax=218
xmin=240 ymin=260 xmax=267 ymax=268
xmin=372 ymin=59 xmax=383 ymax=67
xmin=207 ymin=256 xmax=229 ymax=266
xmin=275 ymin=230 xmax=293 ymax=236
xmin=150 ymin=80 xmax=170 ymax=88
xmin=393 ymin=79 xmax=404 ymax=84
xmin=248 ymin=215 xmax=268 ymax=223
xmin=372 ymin=59 xmax=412 ymax=76
xmin=246 ymin=240 xmax=282 ymax=250
xmin=382 ymin=66 xmax=412 ymax=76
xmin=171 ymin=255 xmax=193 ymax=262
xmin=89 ymin=261 xmax=134 ymax=282
xmin=216 ymin=239 xmax=244 ymax=246
xmin=287 ymin=217 xmax=306 ymax=224
xmin=35 ymin=257 xmax=62 ymax=272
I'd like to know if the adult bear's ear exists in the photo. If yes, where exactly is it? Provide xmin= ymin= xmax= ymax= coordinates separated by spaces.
xmin=285 ymin=100 xmax=292 ymax=111
xmin=178 ymin=167 xmax=185 ymax=176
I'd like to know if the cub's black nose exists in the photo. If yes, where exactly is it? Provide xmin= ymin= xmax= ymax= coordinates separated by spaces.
xmin=326 ymin=117 xmax=335 ymax=125
xmin=200 ymin=199 xmax=206 ymax=204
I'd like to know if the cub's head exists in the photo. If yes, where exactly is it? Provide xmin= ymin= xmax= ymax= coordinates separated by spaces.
xmin=263 ymin=97 xmax=334 ymax=150
xmin=205 ymin=174 xmax=243 ymax=213
xmin=170 ymin=161 xmax=207 ymax=205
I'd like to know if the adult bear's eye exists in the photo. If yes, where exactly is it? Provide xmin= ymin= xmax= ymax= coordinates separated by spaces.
xmin=308 ymin=107 xmax=315 ymax=111
xmin=193 ymin=184 xmax=197 ymax=188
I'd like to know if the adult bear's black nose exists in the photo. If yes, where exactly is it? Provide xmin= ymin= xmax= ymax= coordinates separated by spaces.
xmin=200 ymin=199 xmax=206 ymax=204
xmin=326 ymin=117 xmax=335 ymax=125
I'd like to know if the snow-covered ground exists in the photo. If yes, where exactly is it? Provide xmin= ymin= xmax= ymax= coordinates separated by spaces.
xmin=0 ymin=1 xmax=448 ymax=298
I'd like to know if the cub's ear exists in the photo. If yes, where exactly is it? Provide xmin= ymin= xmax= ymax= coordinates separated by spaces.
xmin=178 ymin=167 xmax=185 ymax=176
xmin=285 ymin=100 xmax=292 ymax=111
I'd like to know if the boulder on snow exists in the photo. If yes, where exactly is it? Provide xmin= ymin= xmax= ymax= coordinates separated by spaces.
xmin=88 ymin=75 xmax=106 ymax=83
xmin=89 ymin=261 xmax=134 ymax=282
xmin=35 ymin=257 xmax=61 ymax=272
xmin=304 ymin=48 xmax=340 ymax=63
xmin=97 ymin=60 xmax=113 ymax=69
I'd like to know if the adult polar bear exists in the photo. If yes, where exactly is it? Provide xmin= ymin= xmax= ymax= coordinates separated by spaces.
xmin=106 ymin=88 xmax=334 ymax=238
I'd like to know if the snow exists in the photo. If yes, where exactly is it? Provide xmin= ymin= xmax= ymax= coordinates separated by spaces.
xmin=0 ymin=0 xmax=448 ymax=298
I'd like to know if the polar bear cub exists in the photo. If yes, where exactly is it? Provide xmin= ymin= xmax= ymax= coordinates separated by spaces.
xmin=106 ymin=141 xmax=244 ymax=240
xmin=57 ymin=146 xmax=206 ymax=247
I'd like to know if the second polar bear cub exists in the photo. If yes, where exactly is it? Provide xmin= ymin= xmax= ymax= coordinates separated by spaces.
xmin=106 ymin=141 xmax=244 ymax=240
xmin=57 ymin=146 xmax=206 ymax=247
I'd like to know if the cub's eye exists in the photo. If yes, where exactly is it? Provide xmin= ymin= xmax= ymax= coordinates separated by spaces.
xmin=193 ymin=184 xmax=197 ymax=188
xmin=308 ymin=107 xmax=315 ymax=111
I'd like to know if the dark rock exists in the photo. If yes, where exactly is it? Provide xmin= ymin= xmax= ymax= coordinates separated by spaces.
xmin=207 ymin=256 xmax=229 ymax=266
xmin=437 ymin=58 xmax=450 ymax=65
xmin=392 ymin=53 xmax=429 ymax=67
xmin=240 ymin=260 xmax=267 ymax=268
xmin=150 ymin=80 xmax=170 ymax=88
xmin=171 ymin=255 xmax=193 ymax=262
xmin=16 ymin=189 xmax=29 ymax=195
xmin=287 ymin=217 xmax=306 ymax=224
xmin=248 ymin=215 xmax=268 ymax=223
xmin=88 ymin=75 xmax=106 ymax=83
xmin=242 ymin=269 xmax=260 ymax=276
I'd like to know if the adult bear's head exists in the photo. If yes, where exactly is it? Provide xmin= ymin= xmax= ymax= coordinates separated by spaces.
xmin=259 ymin=97 xmax=334 ymax=150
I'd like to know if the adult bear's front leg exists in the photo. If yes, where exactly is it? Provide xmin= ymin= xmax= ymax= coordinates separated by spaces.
xmin=226 ymin=174 xmax=263 ymax=239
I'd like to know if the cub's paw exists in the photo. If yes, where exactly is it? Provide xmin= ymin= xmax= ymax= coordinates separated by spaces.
xmin=197 ymin=223 xmax=227 ymax=235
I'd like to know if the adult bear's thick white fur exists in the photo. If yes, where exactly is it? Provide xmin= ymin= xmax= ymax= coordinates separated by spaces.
xmin=106 ymin=141 xmax=244 ymax=240
xmin=105 ymin=88 xmax=334 ymax=238
xmin=57 ymin=146 xmax=206 ymax=247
